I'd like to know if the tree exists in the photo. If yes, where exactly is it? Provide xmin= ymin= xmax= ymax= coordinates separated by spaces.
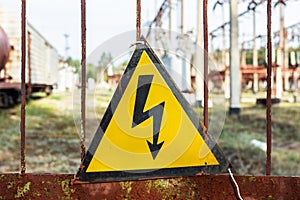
xmin=66 ymin=57 xmax=97 ymax=80
xmin=97 ymin=52 xmax=113 ymax=83
xmin=66 ymin=57 xmax=80 ymax=73
xmin=86 ymin=63 xmax=97 ymax=80
xmin=97 ymin=52 xmax=112 ymax=67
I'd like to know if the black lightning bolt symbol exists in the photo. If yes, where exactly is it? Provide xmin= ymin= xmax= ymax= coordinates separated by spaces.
xmin=132 ymin=75 xmax=165 ymax=160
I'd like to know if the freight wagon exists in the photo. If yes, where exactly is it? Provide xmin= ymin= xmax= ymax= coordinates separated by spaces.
xmin=0 ymin=6 xmax=59 ymax=107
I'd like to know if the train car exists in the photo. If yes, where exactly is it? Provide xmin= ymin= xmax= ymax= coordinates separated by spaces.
xmin=0 ymin=26 xmax=10 ymax=71
xmin=0 ymin=6 xmax=59 ymax=107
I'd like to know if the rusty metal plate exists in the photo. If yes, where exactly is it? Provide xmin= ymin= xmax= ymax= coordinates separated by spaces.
xmin=0 ymin=174 xmax=299 ymax=199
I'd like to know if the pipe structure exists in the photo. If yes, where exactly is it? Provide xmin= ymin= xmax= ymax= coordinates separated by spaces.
xmin=194 ymin=0 xmax=204 ymax=106
xmin=229 ymin=0 xmax=241 ymax=115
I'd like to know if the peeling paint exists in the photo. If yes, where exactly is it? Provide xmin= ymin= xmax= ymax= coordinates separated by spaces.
xmin=44 ymin=187 xmax=50 ymax=197
xmin=151 ymin=179 xmax=170 ymax=199
xmin=7 ymin=181 xmax=14 ymax=189
xmin=249 ymin=176 xmax=256 ymax=182
xmin=120 ymin=181 xmax=132 ymax=199
xmin=33 ymin=190 xmax=41 ymax=197
xmin=143 ymin=177 xmax=200 ymax=199
xmin=59 ymin=179 xmax=76 ymax=199
xmin=15 ymin=182 xmax=31 ymax=198
xmin=145 ymin=180 xmax=152 ymax=194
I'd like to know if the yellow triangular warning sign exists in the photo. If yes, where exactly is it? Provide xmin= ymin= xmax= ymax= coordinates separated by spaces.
xmin=76 ymin=42 xmax=229 ymax=183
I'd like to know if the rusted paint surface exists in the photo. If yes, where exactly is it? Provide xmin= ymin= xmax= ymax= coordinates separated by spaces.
xmin=0 ymin=174 xmax=299 ymax=199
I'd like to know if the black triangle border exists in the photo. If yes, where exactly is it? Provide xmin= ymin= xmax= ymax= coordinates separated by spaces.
xmin=76 ymin=42 xmax=230 ymax=183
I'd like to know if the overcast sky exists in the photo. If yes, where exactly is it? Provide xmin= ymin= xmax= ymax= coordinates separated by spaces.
xmin=0 ymin=0 xmax=299 ymax=59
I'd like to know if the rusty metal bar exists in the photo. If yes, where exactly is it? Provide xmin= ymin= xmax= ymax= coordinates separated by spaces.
xmin=266 ymin=0 xmax=272 ymax=176
xmin=80 ymin=0 xmax=86 ymax=161
xmin=136 ymin=0 xmax=141 ymax=41
xmin=1 ymin=174 xmax=300 ymax=199
xmin=20 ymin=0 xmax=26 ymax=174
xmin=203 ymin=0 xmax=208 ymax=128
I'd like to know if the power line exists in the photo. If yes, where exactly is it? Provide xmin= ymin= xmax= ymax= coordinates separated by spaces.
xmin=210 ymin=0 xmax=266 ymax=35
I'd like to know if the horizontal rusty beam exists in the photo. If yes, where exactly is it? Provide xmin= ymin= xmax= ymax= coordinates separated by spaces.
xmin=0 ymin=173 xmax=299 ymax=199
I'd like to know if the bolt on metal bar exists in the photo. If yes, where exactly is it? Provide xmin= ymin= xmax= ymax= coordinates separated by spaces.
xmin=20 ymin=0 xmax=26 ymax=174
xmin=80 ymin=0 xmax=86 ymax=161
xmin=203 ymin=0 xmax=209 ymax=128
xmin=266 ymin=0 xmax=272 ymax=176
xmin=136 ymin=0 xmax=141 ymax=41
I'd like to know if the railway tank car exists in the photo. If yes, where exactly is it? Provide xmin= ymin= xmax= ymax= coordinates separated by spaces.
xmin=0 ymin=6 xmax=59 ymax=107
xmin=0 ymin=26 xmax=10 ymax=71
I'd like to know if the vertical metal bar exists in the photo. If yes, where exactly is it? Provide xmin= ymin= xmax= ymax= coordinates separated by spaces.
xmin=81 ymin=0 xmax=86 ymax=161
xmin=253 ymin=8 xmax=259 ymax=93
xmin=180 ymin=0 xmax=184 ymax=35
xmin=136 ymin=0 xmax=141 ymax=41
xmin=194 ymin=0 xmax=204 ymax=110
xmin=276 ymin=2 xmax=284 ymax=99
xmin=266 ymin=0 xmax=272 ymax=176
xmin=203 ymin=0 xmax=208 ymax=128
xmin=27 ymin=32 xmax=32 ymax=96
xmin=222 ymin=4 xmax=226 ymax=68
xmin=20 ymin=0 xmax=26 ymax=174
xmin=168 ymin=0 xmax=172 ymax=41
xmin=293 ymin=71 xmax=298 ymax=103
xmin=229 ymin=0 xmax=241 ymax=115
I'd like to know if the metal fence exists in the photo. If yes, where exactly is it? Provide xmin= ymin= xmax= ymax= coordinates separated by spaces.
xmin=2 ymin=0 xmax=299 ymax=199
xmin=18 ymin=0 xmax=274 ymax=177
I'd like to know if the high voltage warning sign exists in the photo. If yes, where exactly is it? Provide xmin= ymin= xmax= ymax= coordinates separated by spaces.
xmin=76 ymin=42 xmax=229 ymax=183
